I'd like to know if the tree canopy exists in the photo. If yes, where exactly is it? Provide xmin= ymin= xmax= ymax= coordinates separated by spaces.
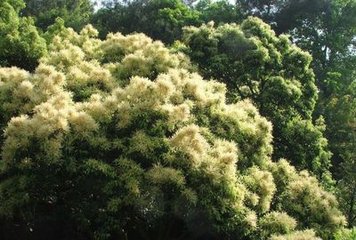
xmin=181 ymin=17 xmax=332 ymax=183
xmin=22 ymin=0 xmax=94 ymax=31
xmin=0 ymin=24 xmax=345 ymax=239
xmin=0 ymin=0 xmax=46 ymax=71
xmin=92 ymin=0 xmax=201 ymax=43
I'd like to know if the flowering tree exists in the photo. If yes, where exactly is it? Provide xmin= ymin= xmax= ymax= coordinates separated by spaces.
xmin=0 ymin=24 xmax=345 ymax=239
xmin=182 ymin=17 xmax=332 ymax=184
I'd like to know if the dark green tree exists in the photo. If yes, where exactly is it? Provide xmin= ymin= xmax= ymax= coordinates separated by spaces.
xmin=0 ymin=0 xmax=46 ymax=71
xmin=195 ymin=0 xmax=241 ymax=24
xmin=22 ymin=0 xmax=94 ymax=31
xmin=236 ymin=0 xmax=281 ymax=22
xmin=324 ymin=79 xmax=356 ymax=227
xmin=92 ymin=0 xmax=201 ymax=43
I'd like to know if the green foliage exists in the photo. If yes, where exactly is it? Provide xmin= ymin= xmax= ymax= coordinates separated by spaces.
xmin=182 ymin=17 xmax=332 ymax=182
xmin=92 ymin=0 xmax=242 ymax=43
xmin=282 ymin=117 xmax=332 ymax=180
xmin=325 ymin=82 xmax=356 ymax=227
xmin=0 ymin=25 xmax=345 ymax=239
xmin=195 ymin=0 xmax=241 ymax=24
xmin=22 ymin=0 xmax=94 ymax=31
xmin=234 ymin=0 xmax=356 ymax=228
xmin=0 ymin=0 xmax=46 ymax=71
xmin=237 ymin=0 xmax=282 ymax=23
xmin=270 ymin=229 xmax=321 ymax=240
xmin=334 ymin=227 xmax=356 ymax=240
xmin=92 ymin=0 xmax=201 ymax=43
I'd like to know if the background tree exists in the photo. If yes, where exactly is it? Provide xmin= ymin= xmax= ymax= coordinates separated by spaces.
xmin=274 ymin=0 xmax=356 ymax=226
xmin=195 ymin=0 xmax=241 ymax=24
xmin=0 ymin=0 xmax=46 ymax=71
xmin=324 ymin=80 xmax=356 ymax=227
xmin=92 ymin=0 xmax=201 ymax=43
xmin=236 ymin=0 xmax=285 ymax=25
xmin=22 ymin=0 xmax=94 ymax=31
